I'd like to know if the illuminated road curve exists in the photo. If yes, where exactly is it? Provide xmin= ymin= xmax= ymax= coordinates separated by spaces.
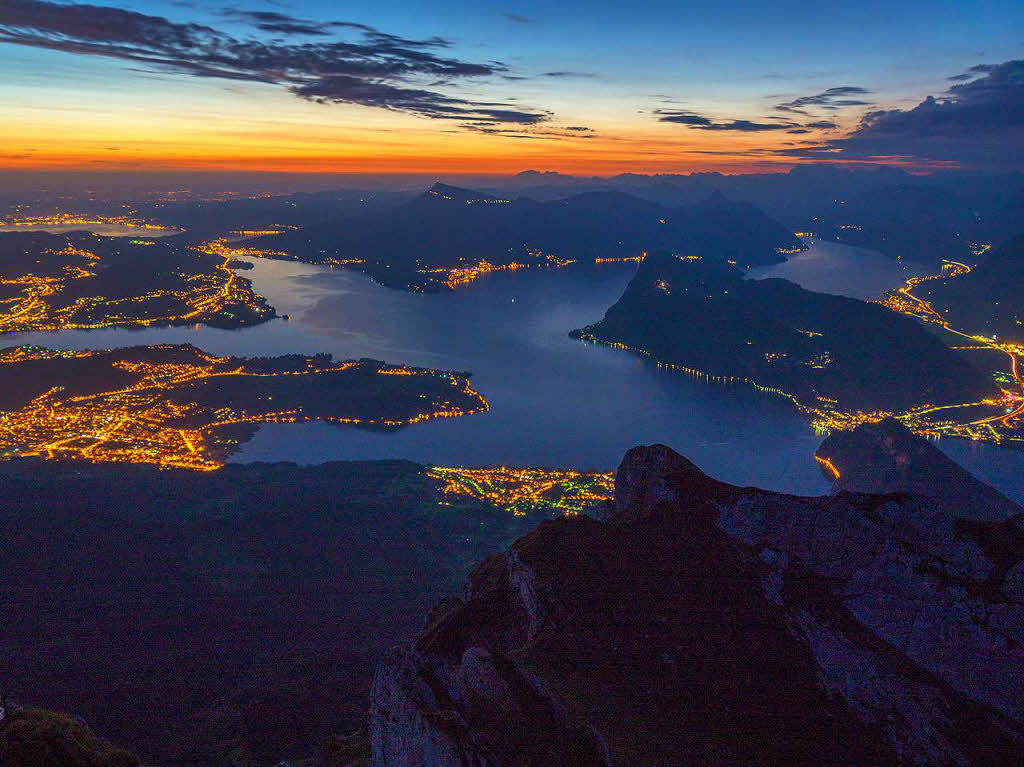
xmin=879 ymin=261 xmax=1024 ymax=446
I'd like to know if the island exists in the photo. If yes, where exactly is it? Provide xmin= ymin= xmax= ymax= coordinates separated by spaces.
xmin=0 ymin=230 xmax=275 ymax=332
xmin=0 ymin=344 xmax=489 ymax=469
xmin=570 ymin=251 xmax=1001 ymax=432
xmin=253 ymin=184 xmax=804 ymax=292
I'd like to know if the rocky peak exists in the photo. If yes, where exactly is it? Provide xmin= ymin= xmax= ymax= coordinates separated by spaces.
xmin=816 ymin=417 xmax=1022 ymax=522
xmin=370 ymin=442 xmax=1024 ymax=766
xmin=609 ymin=443 xmax=724 ymax=524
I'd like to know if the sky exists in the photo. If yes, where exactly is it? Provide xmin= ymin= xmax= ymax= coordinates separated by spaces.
xmin=1 ymin=0 xmax=1022 ymax=175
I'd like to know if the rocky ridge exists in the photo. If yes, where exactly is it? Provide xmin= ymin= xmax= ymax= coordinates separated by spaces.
xmin=370 ymin=438 xmax=1024 ymax=766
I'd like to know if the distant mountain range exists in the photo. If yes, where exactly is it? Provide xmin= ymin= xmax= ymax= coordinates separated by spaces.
xmin=571 ymin=251 xmax=998 ymax=412
xmin=487 ymin=166 xmax=1024 ymax=265
xmin=121 ymin=165 xmax=1024 ymax=270
xmin=260 ymin=183 xmax=803 ymax=291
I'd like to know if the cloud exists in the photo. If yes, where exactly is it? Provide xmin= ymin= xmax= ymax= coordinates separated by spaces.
xmin=0 ymin=0 xmax=550 ymax=127
xmin=460 ymin=124 xmax=596 ymax=140
xmin=698 ymin=120 xmax=794 ymax=132
xmin=776 ymin=60 xmax=1024 ymax=169
xmin=218 ymin=9 xmax=343 ymax=36
xmin=804 ymin=120 xmax=838 ymax=129
xmin=775 ymin=86 xmax=872 ymax=114
xmin=656 ymin=110 xmax=793 ymax=131
xmin=541 ymin=71 xmax=597 ymax=78
xmin=947 ymin=63 xmax=996 ymax=81
xmin=504 ymin=13 xmax=535 ymax=24
xmin=296 ymin=76 xmax=550 ymax=123
xmin=656 ymin=112 xmax=712 ymax=126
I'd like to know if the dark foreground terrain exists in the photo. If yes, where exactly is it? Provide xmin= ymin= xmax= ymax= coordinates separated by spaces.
xmin=0 ymin=459 xmax=562 ymax=766
xmin=5 ymin=426 xmax=1023 ymax=766
xmin=373 ymin=424 xmax=1024 ymax=766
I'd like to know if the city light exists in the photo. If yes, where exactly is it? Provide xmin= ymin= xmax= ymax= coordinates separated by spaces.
xmin=0 ymin=345 xmax=490 ymax=470
xmin=426 ymin=465 xmax=615 ymax=515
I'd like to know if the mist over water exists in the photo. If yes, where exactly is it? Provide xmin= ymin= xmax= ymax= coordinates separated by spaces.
xmin=7 ymin=240 xmax=1024 ymax=500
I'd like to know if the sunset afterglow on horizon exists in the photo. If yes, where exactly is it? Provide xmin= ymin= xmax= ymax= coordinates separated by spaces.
xmin=2 ymin=0 xmax=1022 ymax=175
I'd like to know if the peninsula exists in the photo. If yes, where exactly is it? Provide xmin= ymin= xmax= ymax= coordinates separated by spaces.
xmin=0 ymin=344 xmax=489 ymax=469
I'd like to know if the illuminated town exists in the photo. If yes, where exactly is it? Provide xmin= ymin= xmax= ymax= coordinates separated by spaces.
xmin=426 ymin=465 xmax=615 ymax=515
xmin=415 ymin=248 xmax=577 ymax=290
xmin=0 ymin=232 xmax=275 ymax=332
xmin=0 ymin=345 xmax=490 ymax=470
xmin=876 ymin=260 xmax=1024 ymax=445
xmin=0 ymin=212 xmax=180 ymax=236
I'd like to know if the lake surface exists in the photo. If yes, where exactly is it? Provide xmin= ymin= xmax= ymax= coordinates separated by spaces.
xmin=748 ymin=237 xmax=931 ymax=299
xmin=6 ymin=239 xmax=1024 ymax=502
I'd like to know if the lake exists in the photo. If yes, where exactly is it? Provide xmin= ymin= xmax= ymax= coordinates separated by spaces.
xmin=748 ymin=236 xmax=932 ymax=299
xmin=6 ymin=239 xmax=1023 ymax=502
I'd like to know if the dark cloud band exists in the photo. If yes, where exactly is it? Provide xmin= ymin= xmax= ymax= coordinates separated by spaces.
xmin=777 ymin=61 xmax=1024 ymax=169
xmin=0 ymin=0 xmax=551 ymax=127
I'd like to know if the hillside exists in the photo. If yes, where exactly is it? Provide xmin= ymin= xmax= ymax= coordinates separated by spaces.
xmin=918 ymin=235 xmax=1024 ymax=342
xmin=260 ymin=185 xmax=802 ymax=291
xmin=0 ymin=459 xmax=606 ymax=765
xmin=816 ymin=417 xmax=1023 ymax=522
xmin=372 ymin=442 xmax=1024 ymax=766
xmin=571 ymin=251 xmax=998 ymax=413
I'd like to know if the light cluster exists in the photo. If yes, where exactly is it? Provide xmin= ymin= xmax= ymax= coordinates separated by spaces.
xmin=0 ymin=346 xmax=490 ymax=470
xmin=0 ymin=212 xmax=177 ymax=234
xmin=195 ymin=237 xmax=290 ymax=260
xmin=417 ymin=247 xmax=578 ymax=290
xmin=427 ymin=465 xmax=615 ymax=516
xmin=0 ymin=238 xmax=274 ymax=332
xmin=875 ymin=262 xmax=1024 ymax=445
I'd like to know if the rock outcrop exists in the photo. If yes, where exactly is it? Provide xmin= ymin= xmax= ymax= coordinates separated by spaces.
xmin=370 ymin=443 xmax=1024 ymax=766
xmin=815 ymin=417 xmax=1023 ymax=523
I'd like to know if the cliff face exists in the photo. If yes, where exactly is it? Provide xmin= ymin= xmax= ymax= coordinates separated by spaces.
xmin=371 ymin=444 xmax=1024 ymax=766
xmin=815 ymin=417 xmax=1023 ymax=523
